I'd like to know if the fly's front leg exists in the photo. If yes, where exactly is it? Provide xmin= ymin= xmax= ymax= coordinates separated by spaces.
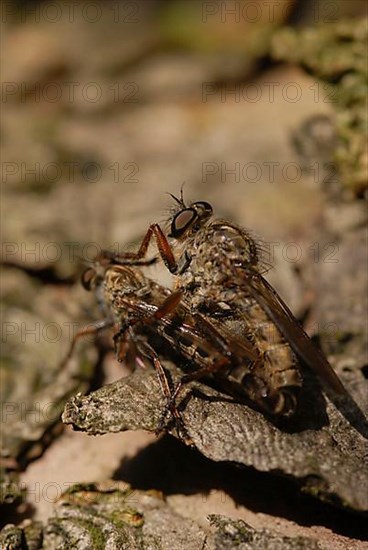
xmin=112 ymin=313 xmax=170 ymax=382
xmin=94 ymin=248 xmax=157 ymax=268
xmin=112 ymin=314 xmax=157 ymax=372
xmin=111 ymin=290 xmax=182 ymax=364
xmin=115 ymin=224 xmax=179 ymax=274
xmin=114 ymin=290 xmax=184 ymax=332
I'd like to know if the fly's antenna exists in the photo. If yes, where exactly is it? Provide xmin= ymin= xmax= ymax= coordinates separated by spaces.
xmin=166 ymin=182 xmax=187 ymax=208
xmin=179 ymin=181 xmax=186 ymax=204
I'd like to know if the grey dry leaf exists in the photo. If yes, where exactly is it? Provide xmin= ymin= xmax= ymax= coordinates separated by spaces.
xmin=62 ymin=360 xmax=368 ymax=513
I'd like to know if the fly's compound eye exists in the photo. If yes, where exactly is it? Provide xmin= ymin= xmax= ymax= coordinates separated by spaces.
xmin=170 ymin=208 xmax=197 ymax=238
xmin=192 ymin=201 xmax=213 ymax=217
xmin=81 ymin=267 xmax=97 ymax=291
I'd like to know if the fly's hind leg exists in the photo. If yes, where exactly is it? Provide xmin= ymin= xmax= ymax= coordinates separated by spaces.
xmin=120 ymin=330 xmax=191 ymax=443
xmin=165 ymin=353 xmax=231 ymax=421
xmin=112 ymin=293 xmax=192 ymax=442
xmin=141 ymin=342 xmax=191 ymax=443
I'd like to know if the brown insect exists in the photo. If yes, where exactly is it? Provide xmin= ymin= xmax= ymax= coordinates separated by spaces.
xmin=78 ymin=250 xmax=266 ymax=430
xmin=120 ymin=192 xmax=346 ymax=416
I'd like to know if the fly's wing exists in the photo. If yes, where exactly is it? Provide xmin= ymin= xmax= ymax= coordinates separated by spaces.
xmin=118 ymin=292 xmax=260 ymax=367
xmin=154 ymin=293 xmax=261 ymax=366
xmin=243 ymin=272 xmax=346 ymax=395
xmin=114 ymin=295 xmax=159 ymax=317
xmin=192 ymin=310 xmax=260 ymax=365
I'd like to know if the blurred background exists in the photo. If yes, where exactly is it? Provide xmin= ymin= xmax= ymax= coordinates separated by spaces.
xmin=1 ymin=0 xmax=367 ymax=544
xmin=2 ymin=0 xmax=366 ymax=273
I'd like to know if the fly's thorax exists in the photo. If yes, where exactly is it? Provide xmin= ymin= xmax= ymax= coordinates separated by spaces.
xmin=171 ymin=218 xmax=258 ymax=264
xmin=176 ymin=223 xmax=262 ymax=295
xmin=102 ymin=266 xmax=158 ymax=318
xmin=194 ymin=221 xmax=261 ymax=267
xmin=104 ymin=274 xmax=132 ymax=309
xmin=103 ymin=266 xmax=145 ymax=294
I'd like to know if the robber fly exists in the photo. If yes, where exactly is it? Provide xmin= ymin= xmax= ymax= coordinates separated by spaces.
xmin=122 ymin=192 xmax=346 ymax=416
xmin=78 ymin=250 xmax=279 ymax=426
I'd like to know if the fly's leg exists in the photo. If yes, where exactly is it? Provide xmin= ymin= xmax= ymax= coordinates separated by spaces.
xmin=113 ymin=324 xmax=142 ymax=369
xmin=117 ymin=291 xmax=257 ymax=422
xmin=107 ymin=224 xmax=178 ymax=273
xmin=112 ymin=290 xmax=184 ymax=354
xmin=140 ymin=342 xmax=191 ymax=443
xmin=161 ymin=353 xmax=232 ymax=433
xmin=112 ymin=290 xmax=194 ymax=441
xmin=151 ymin=289 xmax=183 ymax=320
xmin=114 ymin=322 xmax=191 ymax=442
xmin=94 ymin=249 xmax=158 ymax=268
xmin=58 ymin=318 xmax=115 ymax=372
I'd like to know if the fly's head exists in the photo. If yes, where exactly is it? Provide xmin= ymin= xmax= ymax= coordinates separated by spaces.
xmin=168 ymin=195 xmax=213 ymax=243
xmin=81 ymin=250 xmax=118 ymax=292
xmin=81 ymin=266 xmax=102 ymax=291
xmin=81 ymin=253 xmax=144 ymax=295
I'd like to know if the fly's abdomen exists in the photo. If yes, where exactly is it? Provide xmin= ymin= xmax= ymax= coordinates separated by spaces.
xmin=228 ymin=300 xmax=302 ymax=416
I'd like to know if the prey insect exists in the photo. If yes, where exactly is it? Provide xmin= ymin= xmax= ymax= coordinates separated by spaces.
xmin=120 ymin=192 xmax=346 ymax=416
